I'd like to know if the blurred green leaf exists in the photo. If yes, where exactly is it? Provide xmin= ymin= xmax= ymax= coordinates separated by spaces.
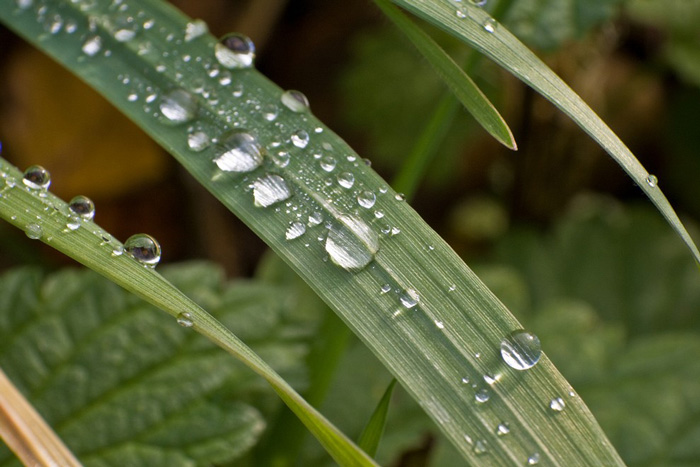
xmin=0 ymin=263 xmax=319 ymax=466
xmin=357 ymin=379 xmax=397 ymax=457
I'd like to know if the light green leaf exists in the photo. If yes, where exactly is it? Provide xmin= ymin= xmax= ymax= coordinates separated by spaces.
xmin=374 ymin=0 xmax=516 ymax=149
xmin=392 ymin=0 xmax=700 ymax=265
xmin=358 ymin=379 xmax=397 ymax=457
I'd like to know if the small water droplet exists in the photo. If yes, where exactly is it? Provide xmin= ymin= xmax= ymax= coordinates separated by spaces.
xmin=177 ymin=312 xmax=194 ymax=327
xmin=549 ymin=397 xmax=566 ymax=412
xmin=215 ymin=33 xmax=255 ymax=69
xmin=337 ymin=172 xmax=354 ymax=189
xmin=25 ymin=223 xmax=43 ymax=240
xmin=527 ymin=453 xmax=540 ymax=465
xmin=16 ymin=0 xmax=33 ymax=9
xmin=646 ymin=174 xmax=658 ymax=187
xmin=434 ymin=320 xmax=445 ymax=329
xmin=470 ymin=0 xmax=487 ymax=6
xmin=395 ymin=193 xmax=405 ymax=201
xmin=483 ymin=374 xmax=497 ymax=385
xmin=262 ymin=104 xmax=279 ymax=121
xmin=281 ymin=90 xmax=310 ymax=112
xmin=272 ymin=151 xmax=290 ymax=168
xmin=496 ymin=422 xmax=510 ymax=436
xmin=82 ymin=35 xmax=102 ymax=56
xmin=399 ymin=289 xmax=419 ymax=309
xmin=112 ymin=16 xmax=138 ymax=42
xmin=213 ymin=130 xmax=264 ymax=173
xmin=473 ymin=440 xmax=487 ymax=455
xmin=159 ymin=88 xmax=197 ymax=124
xmin=124 ymin=233 xmax=161 ymax=268
xmin=501 ymin=330 xmax=542 ymax=371
xmin=111 ymin=245 xmax=124 ymax=257
xmin=380 ymin=284 xmax=392 ymax=294
xmin=291 ymin=130 xmax=309 ymax=148
xmin=475 ymin=388 xmax=490 ymax=403
xmin=187 ymin=130 xmax=210 ymax=152
xmin=23 ymin=165 xmax=51 ymax=190
xmin=69 ymin=195 xmax=95 ymax=220
xmin=357 ymin=191 xmax=376 ymax=209
xmin=482 ymin=18 xmax=497 ymax=33
xmin=456 ymin=9 xmax=467 ymax=18
xmin=308 ymin=211 xmax=323 ymax=226
xmin=253 ymin=175 xmax=291 ymax=207
xmin=325 ymin=215 xmax=379 ymax=271
xmin=184 ymin=19 xmax=208 ymax=42
xmin=286 ymin=221 xmax=306 ymax=240
xmin=320 ymin=156 xmax=336 ymax=172
xmin=65 ymin=215 xmax=81 ymax=231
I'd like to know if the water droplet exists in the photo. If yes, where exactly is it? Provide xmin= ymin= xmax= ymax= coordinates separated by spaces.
xmin=527 ymin=453 xmax=540 ymax=465
xmin=356 ymin=191 xmax=376 ymax=209
xmin=215 ymin=33 xmax=255 ymax=69
xmin=380 ymin=284 xmax=391 ymax=294
xmin=549 ymin=397 xmax=565 ymax=412
xmin=69 ymin=195 xmax=95 ymax=221
xmin=111 ymin=245 xmax=124 ymax=257
xmin=82 ymin=35 xmax=102 ymax=56
xmin=399 ymin=289 xmax=419 ymax=308
xmin=434 ymin=320 xmax=445 ymax=329
xmin=308 ymin=211 xmax=323 ymax=226
xmin=159 ymin=88 xmax=197 ymax=123
xmin=470 ymin=0 xmax=487 ymax=6
xmin=272 ymin=151 xmax=290 ymax=168
xmin=16 ymin=0 xmax=33 ymax=9
xmin=213 ymin=130 xmax=264 ymax=173
xmin=112 ymin=16 xmax=138 ymax=42
xmin=320 ymin=156 xmax=336 ymax=172
xmin=187 ymin=130 xmax=210 ymax=152
xmin=461 ymin=376 xmax=470 ymax=384
xmin=262 ymin=104 xmax=279 ymax=121
xmin=325 ymin=215 xmax=379 ymax=270
xmin=65 ymin=215 xmax=81 ymax=231
xmin=483 ymin=374 xmax=497 ymax=385
xmin=22 ymin=165 xmax=51 ymax=190
xmin=291 ymin=130 xmax=309 ymax=149
xmin=456 ymin=9 xmax=467 ymax=18
xmin=286 ymin=221 xmax=306 ymax=240
xmin=124 ymin=233 xmax=161 ymax=268
xmin=281 ymin=90 xmax=309 ymax=112
xmin=253 ymin=175 xmax=291 ymax=207
xmin=496 ymin=422 xmax=510 ymax=436
xmin=500 ymin=330 xmax=542 ymax=371
xmin=395 ymin=193 xmax=405 ymax=201
xmin=25 ymin=223 xmax=43 ymax=240
xmin=473 ymin=440 xmax=487 ymax=455
xmin=177 ymin=312 xmax=194 ymax=327
xmin=646 ymin=174 xmax=658 ymax=187
xmin=184 ymin=19 xmax=208 ymax=42
xmin=482 ymin=18 xmax=497 ymax=33
xmin=475 ymin=388 xmax=490 ymax=403
xmin=337 ymin=172 xmax=354 ymax=189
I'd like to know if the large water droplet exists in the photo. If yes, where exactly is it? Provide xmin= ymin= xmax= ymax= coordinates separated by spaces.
xmin=325 ymin=215 xmax=379 ymax=270
xmin=549 ymin=397 xmax=566 ymax=412
xmin=125 ymin=233 xmax=161 ymax=268
xmin=215 ymin=33 xmax=255 ymax=69
xmin=213 ymin=130 xmax=264 ymax=172
xmin=646 ymin=174 xmax=658 ymax=188
xmin=82 ymin=35 xmax=102 ymax=56
xmin=23 ymin=165 xmax=51 ymax=190
xmin=159 ymin=89 xmax=197 ymax=123
xmin=286 ymin=221 xmax=306 ymax=240
xmin=253 ymin=175 xmax=291 ymax=207
xmin=399 ymin=289 xmax=419 ymax=309
xmin=25 ymin=223 xmax=43 ymax=240
xmin=500 ymin=330 xmax=542 ymax=370
xmin=357 ymin=191 xmax=376 ymax=209
xmin=177 ymin=312 xmax=194 ymax=327
xmin=69 ymin=195 xmax=95 ymax=221
xmin=291 ymin=130 xmax=309 ymax=148
xmin=281 ymin=90 xmax=310 ymax=112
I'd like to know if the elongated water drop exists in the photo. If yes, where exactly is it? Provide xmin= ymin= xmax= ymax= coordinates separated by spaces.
xmin=69 ymin=195 xmax=95 ymax=221
xmin=549 ymin=397 xmax=565 ymax=412
xmin=500 ymin=330 xmax=542 ymax=370
xmin=253 ymin=175 xmax=291 ymax=207
xmin=25 ymin=223 xmax=43 ymax=240
xmin=496 ymin=422 xmax=510 ymax=436
xmin=177 ymin=312 xmax=194 ymax=327
xmin=482 ymin=18 xmax=497 ymax=33
xmin=325 ymin=215 xmax=379 ymax=270
xmin=475 ymin=388 xmax=490 ymax=403
xmin=281 ymin=90 xmax=310 ymax=112
xmin=646 ymin=174 xmax=658 ymax=187
xmin=23 ymin=165 xmax=51 ymax=190
xmin=125 ymin=234 xmax=161 ymax=268
xmin=215 ymin=33 xmax=255 ymax=69
xmin=213 ymin=130 xmax=264 ymax=173
xmin=399 ymin=289 xmax=419 ymax=309
xmin=286 ymin=221 xmax=306 ymax=240
xmin=159 ymin=88 xmax=197 ymax=123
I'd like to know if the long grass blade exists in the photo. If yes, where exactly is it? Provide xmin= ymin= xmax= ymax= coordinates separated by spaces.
xmin=357 ymin=379 xmax=397 ymax=457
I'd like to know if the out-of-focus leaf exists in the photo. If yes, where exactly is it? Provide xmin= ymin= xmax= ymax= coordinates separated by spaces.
xmin=0 ymin=263 xmax=319 ymax=466
xmin=357 ymin=379 xmax=397 ymax=457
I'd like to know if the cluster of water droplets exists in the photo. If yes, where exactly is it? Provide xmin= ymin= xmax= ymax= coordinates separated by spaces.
xmin=450 ymin=0 xmax=498 ymax=33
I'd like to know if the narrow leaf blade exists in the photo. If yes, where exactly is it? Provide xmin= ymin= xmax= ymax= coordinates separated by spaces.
xmin=357 ymin=379 xmax=397 ymax=457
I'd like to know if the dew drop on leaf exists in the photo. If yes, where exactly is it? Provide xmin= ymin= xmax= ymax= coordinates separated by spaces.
xmin=25 ymin=223 xmax=43 ymax=240
xmin=65 ymin=215 xmax=81 ymax=231
xmin=528 ymin=453 xmax=541 ymax=465
xmin=320 ymin=156 xmax=336 ymax=172
xmin=496 ymin=422 xmax=510 ymax=436
xmin=22 ymin=165 xmax=51 ymax=190
xmin=187 ymin=130 xmax=210 ymax=152
xmin=184 ymin=19 xmax=208 ymax=42
xmin=482 ymin=18 xmax=497 ymax=33
xmin=281 ymin=90 xmax=310 ymax=112
xmin=325 ymin=215 xmax=379 ymax=271
xmin=82 ymin=35 xmax=102 ymax=56
xmin=291 ymin=130 xmax=309 ymax=148
xmin=337 ymin=172 xmax=354 ymax=189
xmin=475 ymin=388 xmax=490 ymax=403
xmin=215 ymin=33 xmax=255 ymax=69
xmin=69 ymin=195 xmax=95 ymax=221
xmin=399 ymin=289 xmax=419 ymax=309
xmin=253 ymin=175 xmax=291 ymax=207
xmin=470 ymin=0 xmax=487 ymax=6
xmin=549 ymin=397 xmax=566 ymax=412
xmin=213 ymin=130 xmax=264 ymax=173
xmin=177 ymin=312 xmax=194 ymax=328
xmin=500 ymin=330 xmax=542 ymax=370
xmin=125 ymin=234 xmax=161 ymax=268
xmin=473 ymin=440 xmax=487 ymax=455
xmin=159 ymin=88 xmax=198 ymax=124
xmin=357 ymin=191 xmax=376 ymax=209
xmin=646 ymin=174 xmax=658 ymax=187
xmin=285 ymin=221 xmax=306 ymax=240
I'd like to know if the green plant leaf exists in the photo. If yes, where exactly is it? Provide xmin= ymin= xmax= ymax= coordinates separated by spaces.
xmin=374 ymin=0 xmax=516 ymax=150
xmin=391 ymin=0 xmax=700 ymax=266
xmin=357 ymin=379 xmax=397 ymax=457
xmin=0 ymin=265 xmax=272 ymax=466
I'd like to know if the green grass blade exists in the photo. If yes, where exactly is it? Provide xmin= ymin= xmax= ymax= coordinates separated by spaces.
xmin=0 ymin=0 xmax=624 ymax=463
xmin=357 ymin=379 xmax=397 ymax=457
xmin=392 ymin=0 xmax=700 ymax=265
xmin=374 ymin=0 xmax=516 ymax=150
xmin=0 ymin=158 xmax=376 ymax=467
